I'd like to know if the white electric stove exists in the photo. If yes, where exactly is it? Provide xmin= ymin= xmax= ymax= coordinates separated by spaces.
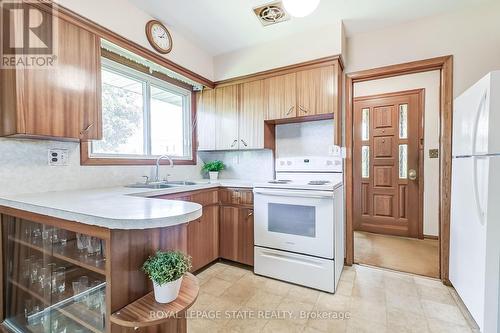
xmin=253 ymin=156 xmax=345 ymax=293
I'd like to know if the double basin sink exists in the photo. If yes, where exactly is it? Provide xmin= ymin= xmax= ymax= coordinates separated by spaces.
xmin=126 ymin=181 xmax=199 ymax=190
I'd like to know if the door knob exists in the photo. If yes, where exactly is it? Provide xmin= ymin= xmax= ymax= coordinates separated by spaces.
xmin=408 ymin=169 xmax=417 ymax=181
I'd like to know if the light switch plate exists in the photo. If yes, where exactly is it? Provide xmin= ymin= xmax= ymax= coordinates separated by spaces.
xmin=48 ymin=149 xmax=69 ymax=166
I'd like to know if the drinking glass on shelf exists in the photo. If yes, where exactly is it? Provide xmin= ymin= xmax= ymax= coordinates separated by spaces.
xmin=32 ymin=226 xmax=42 ymax=245
xmin=58 ymin=229 xmax=67 ymax=246
xmin=87 ymin=237 xmax=101 ymax=256
xmin=52 ymin=267 xmax=66 ymax=294
xmin=22 ymin=257 xmax=31 ymax=282
xmin=23 ymin=223 xmax=32 ymax=243
xmin=42 ymin=227 xmax=51 ymax=246
xmin=76 ymin=233 xmax=87 ymax=254
xmin=30 ymin=259 xmax=42 ymax=285
xmin=51 ymin=228 xmax=59 ymax=244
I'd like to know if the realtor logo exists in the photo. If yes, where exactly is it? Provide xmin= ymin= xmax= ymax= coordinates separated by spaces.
xmin=1 ymin=0 xmax=58 ymax=68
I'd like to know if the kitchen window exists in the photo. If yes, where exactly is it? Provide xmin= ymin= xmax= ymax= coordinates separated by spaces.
xmin=82 ymin=57 xmax=195 ymax=165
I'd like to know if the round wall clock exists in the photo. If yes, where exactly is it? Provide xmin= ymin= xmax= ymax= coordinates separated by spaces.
xmin=145 ymin=20 xmax=173 ymax=54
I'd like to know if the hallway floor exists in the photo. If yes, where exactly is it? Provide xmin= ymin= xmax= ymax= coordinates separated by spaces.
xmin=354 ymin=231 xmax=440 ymax=278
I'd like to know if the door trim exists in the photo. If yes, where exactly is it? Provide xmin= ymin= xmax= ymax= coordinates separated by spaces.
xmin=345 ymin=56 xmax=454 ymax=284
xmin=353 ymin=89 xmax=425 ymax=239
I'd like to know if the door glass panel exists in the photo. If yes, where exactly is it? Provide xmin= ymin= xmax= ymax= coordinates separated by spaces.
xmin=268 ymin=203 xmax=316 ymax=237
xmin=361 ymin=108 xmax=370 ymax=141
xmin=399 ymin=144 xmax=408 ymax=179
xmin=362 ymin=146 xmax=370 ymax=178
xmin=399 ymin=104 xmax=408 ymax=139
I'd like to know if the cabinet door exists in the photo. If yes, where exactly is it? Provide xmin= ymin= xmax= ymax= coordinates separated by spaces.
xmin=239 ymin=80 xmax=264 ymax=149
xmin=296 ymin=66 xmax=335 ymax=117
xmin=219 ymin=206 xmax=254 ymax=266
xmin=20 ymin=16 xmax=101 ymax=139
xmin=187 ymin=205 xmax=219 ymax=271
xmin=238 ymin=208 xmax=254 ymax=266
xmin=215 ymin=85 xmax=239 ymax=150
xmin=196 ymin=89 xmax=216 ymax=150
xmin=264 ymin=73 xmax=296 ymax=120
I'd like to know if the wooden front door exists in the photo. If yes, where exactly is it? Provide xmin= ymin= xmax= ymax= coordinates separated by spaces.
xmin=353 ymin=90 xmax=423 ymax=238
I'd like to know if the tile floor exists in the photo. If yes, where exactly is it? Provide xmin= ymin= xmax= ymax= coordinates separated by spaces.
xmin=188 ymin=262 xmax=478 ymax=333
xmin=355 ymin=231 xmax=440 ymax=278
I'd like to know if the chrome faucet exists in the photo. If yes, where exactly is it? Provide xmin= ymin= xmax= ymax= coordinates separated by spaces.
xmin=155 ymin=155 xmax=174 ymax=182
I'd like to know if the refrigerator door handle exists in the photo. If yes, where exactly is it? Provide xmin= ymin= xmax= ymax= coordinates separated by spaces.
xmin=471 ymin=91 xmax=488 ymax=156
xmin=473 ymin=156 xmax=486 ymax=225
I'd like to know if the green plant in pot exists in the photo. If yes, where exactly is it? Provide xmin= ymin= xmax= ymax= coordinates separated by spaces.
xmin=202 ymin=160 xmax=225 ymax=181
xmin=142 ymin=251 xmax=191 ymax=303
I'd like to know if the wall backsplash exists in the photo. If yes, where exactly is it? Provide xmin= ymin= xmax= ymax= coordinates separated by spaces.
xmin=0 ymin=138 xmax=202 ymax=196
xmin=198 ymin=150 xmax=274 ymax=181
xmin=276 ymin=120 xmax=335 ymax=158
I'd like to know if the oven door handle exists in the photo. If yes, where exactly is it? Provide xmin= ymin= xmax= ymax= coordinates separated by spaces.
xmin=253 ymin=189 xmax=334 ymax=199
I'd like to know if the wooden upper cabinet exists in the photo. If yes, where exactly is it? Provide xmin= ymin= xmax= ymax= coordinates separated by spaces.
xmin=264 ymin=73 xmax=296 ymax=121
xmin=0 ymin=14 xmax=101 ymax=140
xmin=215 ymin=85 xmax=239 ymax=150
xmin=296 ymin=66 xmax=336 ymax=117
xmin=196 ymin=89 xmax=216 ymax=150
xmin=239 ymin=80 xmax=264 ymax=149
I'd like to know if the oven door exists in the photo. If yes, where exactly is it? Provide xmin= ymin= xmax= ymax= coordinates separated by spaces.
xmin=253 ymin=187 xmax=335 ymax=259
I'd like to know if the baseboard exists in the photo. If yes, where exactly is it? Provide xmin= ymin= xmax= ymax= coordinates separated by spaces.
xmin=424 ymin=234 xmax=439 ymax=240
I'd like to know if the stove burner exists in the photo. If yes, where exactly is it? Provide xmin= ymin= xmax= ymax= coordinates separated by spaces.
xmin=268 ymin=180 xmax=291 ymax=184
xmin=308 ymin=180 xmax=331 ymax=185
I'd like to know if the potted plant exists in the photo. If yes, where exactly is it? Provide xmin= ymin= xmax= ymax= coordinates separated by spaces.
xmin=142 ymin=251 xmax=192 ymax=303
xmin=202 ymin=160 xmax=225 ymax=181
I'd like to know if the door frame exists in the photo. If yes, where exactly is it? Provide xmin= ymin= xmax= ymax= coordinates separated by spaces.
xmin=345 ymin=56 xmax=454 ymax=284
xmin=353 ymin=89 xmax=425 ymax=239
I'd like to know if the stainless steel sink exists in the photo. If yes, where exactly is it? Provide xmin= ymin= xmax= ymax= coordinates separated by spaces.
xmin=126 ymin=181 xmax=198 ymax=189
xmin=126 ymin=183 xmax=177 ymax=189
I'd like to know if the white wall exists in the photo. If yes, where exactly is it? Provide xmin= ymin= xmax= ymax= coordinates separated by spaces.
xmin=354 ymin=71 xmax=441 ymax=237
xmin=214 ymin=22 xmax=344 ymax=81
xmin=54 ymin=0 xmax=214 ymax=80
xmin=0 ymin=139 xmax=203 ymax=196
xmin=346 ymin=1 xmax=500 ymax=97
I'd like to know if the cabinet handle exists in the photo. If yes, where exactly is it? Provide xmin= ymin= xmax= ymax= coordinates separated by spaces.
xmin=80 ymin=123 xmax=94 ymax=135
xmin=248 ymin=211 xmax=254 ymax=217
xmin=240 ymin=139 xmax=248 ymax=147
xmin=230 ymin=139 xmax=238 ymax=148
xmin=299 ymin=105 xmax=308 ymax=114
xmin=285 ymin=106 xmax=294 ymax=116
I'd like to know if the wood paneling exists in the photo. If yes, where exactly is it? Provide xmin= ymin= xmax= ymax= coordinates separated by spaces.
xmin=239 ymin=80 xmax=265 ymax=149
xmin=0 ymin=8 xmax=102 ymax=140
xmin=264 ymin=73 xmax=296 ymax=121
xmin=296 ymin=66 xmax=335 ymax=116
xmin=196 ymin=89 xmax=216 ymax=151
xmin=215 ymin=85 xmax=239 ymax=150
xmin=345 ymin=55 xmax=454 ymax=284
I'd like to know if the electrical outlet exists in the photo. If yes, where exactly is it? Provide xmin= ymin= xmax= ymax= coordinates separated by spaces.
xmin=48 ymin=149 xmax=69 ymax=166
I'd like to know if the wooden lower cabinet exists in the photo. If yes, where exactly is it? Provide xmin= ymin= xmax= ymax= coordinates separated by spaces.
xmin=187 ymin=205 xmax=219 ymax=271
xmin=219 ymin=206 xmax=254 ymax=266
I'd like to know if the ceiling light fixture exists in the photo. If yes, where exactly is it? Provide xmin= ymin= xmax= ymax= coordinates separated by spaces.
xmin=282 ymin=0 xmax=320 ymax=17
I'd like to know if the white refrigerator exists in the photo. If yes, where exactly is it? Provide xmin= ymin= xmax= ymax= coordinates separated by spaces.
xmin=450 ymin=71 xmax=500 ymax=333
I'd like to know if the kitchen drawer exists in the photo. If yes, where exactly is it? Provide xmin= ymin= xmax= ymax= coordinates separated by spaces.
xmin=154 ymin=189 xmax=218 ymax=206
xmin=219 ymin=188 xmax=253 ymax=206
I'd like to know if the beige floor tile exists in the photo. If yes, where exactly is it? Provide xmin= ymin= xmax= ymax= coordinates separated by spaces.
xmin=262 ymin=319 xmax=304 ymax=333
xmin=350 ymin=297 xmax=387 ymax=325
xmin=216 ymin=265 xmax=249 ymax=283
xmin=245 ymin=290 xmax=283 ymax=309
xmin=340 ymin=269 xmax=356 ymax=282
xmin=261 ymin=277 xmax=293 ymax=296
xmin=336 ymin=278 xmax=354 ymax=297
xmin=416 ymin=284 xmax=456 ymax=305
xmin=189 ymin=291 xmax=214 ymax=312
xmin=383 ymin=275 xmax=419 ymax=297
xmin=222 ymin=308 xmax=269 ymax=333
xmin=353 ymin=282 xmax=386 ymax=303
xmin=276 ymin=298 xmax=315 ymax=325
xmin=285 ymin=284 xmax=321 ymax=305
xmin=421 ymin=299 xmax=468 ymax=326
xmin=202 ymin=277 xmax=233 ymax=297
xmin=386 ymin=292 xmax=424 ymax=316
xmin=427 ymin=317 xmax=473 ymax=333
xmin=413 ymin=275 xmax=444 ymax=288
xmin=387 ymin=307 xmax=430 ymax=332
xmin=347 ymin=317 xmax=388 ymax=333
xmin=315 ymin=292 xmax=351 ymax=312
xmin=187 ymin=318 xmax=226 ymax=333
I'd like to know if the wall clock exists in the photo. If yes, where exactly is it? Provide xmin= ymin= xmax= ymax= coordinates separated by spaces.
xmin=145 ymin=20 xmax=173 ymax=54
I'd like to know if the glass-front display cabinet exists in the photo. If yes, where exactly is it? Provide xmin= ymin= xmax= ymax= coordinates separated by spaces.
xmin=2 ymin=215 xmax=107 ymax=333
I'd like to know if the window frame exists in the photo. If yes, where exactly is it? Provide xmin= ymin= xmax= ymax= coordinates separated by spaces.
xmin=81 ymin=57 xmax=197 ymax=166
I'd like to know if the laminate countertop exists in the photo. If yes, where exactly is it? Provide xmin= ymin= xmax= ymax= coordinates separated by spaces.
xmin=0 ymin=179 xmax=257 ymax=230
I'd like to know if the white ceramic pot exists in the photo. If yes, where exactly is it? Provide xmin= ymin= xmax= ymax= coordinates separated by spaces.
xmin=153 ymin=277 xmax=183 ymax=304
xmin=209 ymin=171 xmax=219 ymax=181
